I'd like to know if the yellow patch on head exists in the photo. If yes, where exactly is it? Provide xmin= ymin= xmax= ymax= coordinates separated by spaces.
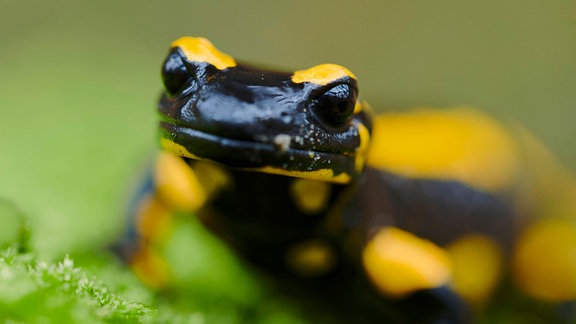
xmin=289 ymin=179 xmax=332 ymax=214
xmin=513 ymin=219 xmax=576 ymax=301
xmin=257 ymin=166 xmax=351 ymax=184
xmin=155 ymin=152 xmax=207 ymax=211
xmin=354 ymin=122 xmax=371 ymax=173
xmin=362 ymin=227 xmax=452 ymax=297
xmin=353 ymin=101 xmax=363 ymax=114
xmin=286 ymin=239 xmax=336 ymax=277
xmin=292 ymin=63 xmax=356 ymax=86
xmin=171 ymin=36 xmax=236 ymax=70
xmin=446 ymin=234 xmax=503 ymax=306
xmin=367 ymin=108 xmax=519 ymax=192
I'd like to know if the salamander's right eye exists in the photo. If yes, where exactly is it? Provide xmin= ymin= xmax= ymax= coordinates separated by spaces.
xmin=161 ymin=50 xmax=191 ymax=97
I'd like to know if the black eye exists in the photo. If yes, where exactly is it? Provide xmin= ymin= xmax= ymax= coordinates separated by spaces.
xmin=314 ymin=83 xmax=357 ymax=127
xmin=161 ymin=50 xmax=191 ymax=97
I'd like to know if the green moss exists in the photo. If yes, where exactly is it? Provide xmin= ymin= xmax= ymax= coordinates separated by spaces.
xmin=0 ymin=247 xmax=154 ymax=323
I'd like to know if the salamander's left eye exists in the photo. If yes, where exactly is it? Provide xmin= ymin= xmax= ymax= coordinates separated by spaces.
xmin=314 ymin=83 xmax=357 ymax=127
xmin=162 ymin=50 xmax=191 ymax=97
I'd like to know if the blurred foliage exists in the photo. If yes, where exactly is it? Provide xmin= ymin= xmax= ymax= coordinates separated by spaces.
xmin=0 ymin=0 xmax=574 ymax=322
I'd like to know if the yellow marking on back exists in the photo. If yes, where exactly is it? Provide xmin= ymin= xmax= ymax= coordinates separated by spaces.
xmin=446 ymin=234 xmax=503 ymax=306
xmin=257 ymin=166 xmax=351 ymax=184
xmin=286 ymin=239 xmax=336 ymax=277
xmin=155 ymin=152 xmax=207 ymax=211
xmin=513 ymin=124 xmax=576 ymax=220
xmin=289 ymin=179 xmax=332 ymax=214
xmin=160 ymin=138 xmax=199 ymax=159
xmin=367 ymin=108 xmax=519 ymax=192
xmin=362 ymin=227 xmax=452 ymax=297
xmin=292 ymin=63 xmax=356 ymax=86
xmin=171 ymin=36 xmax=236 ymax=70
xmin=514 ymin=219 xmax=576 ymax=301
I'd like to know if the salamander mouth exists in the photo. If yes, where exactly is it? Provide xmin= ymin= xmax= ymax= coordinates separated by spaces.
xmin=159 ymin=121 xmax=356 ymax=182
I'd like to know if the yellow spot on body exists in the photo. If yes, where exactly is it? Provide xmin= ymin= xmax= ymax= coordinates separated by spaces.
xmin=289 ymin=179 xmax=331 ymax=214
xmin=155 ymin=152 xmax=207 ymax=211
xmin=514 ymin=219 xmax=576 ymax=301
xmin=131 ymin=243 xmax=171 ymax=289
xmin=171 ymin=36 xmax=236 ymax=70
xmin=446 ymin=234 xmax=503 ymax=306
xmin=257 ymin=166 xmax=351 ymax=184
xmin=286 ymin=239 xmax=336 ymax=277
xmin=136 ymin=194 xmax=173 ymax=243
xmin=362 ymin=227 xmax=452 ymax=297
xmin=160 ymin=138 xmax=199 ymax=159
xmin=354 ymin=122 xmax=371 ymax=173
xmin=292 ymin=63 xmax=356 ymax=85
xmin=367 ymin=108 xmax=519 ymax=192
xmin=192 ymin=161 xmax=232 ymax=199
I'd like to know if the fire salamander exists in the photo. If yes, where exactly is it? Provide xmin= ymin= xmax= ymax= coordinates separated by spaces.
xmin=115 ymin=37 xmax=576 ymax=323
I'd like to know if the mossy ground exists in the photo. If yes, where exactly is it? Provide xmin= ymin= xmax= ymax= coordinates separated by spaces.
xmin=0 ymin=203 xmax=308 ymax=323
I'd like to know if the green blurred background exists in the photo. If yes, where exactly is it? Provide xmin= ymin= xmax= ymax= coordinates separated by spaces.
xmin=1 ymin=0 xmax=574 ymax=260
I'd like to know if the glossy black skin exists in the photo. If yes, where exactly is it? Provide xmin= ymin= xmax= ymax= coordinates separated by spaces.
xmin=356 ymin=169 xmax=515 ymax=249
xmin=149 ymin=47 xmax=518 ymax=323
xmin=191 ymin=164 xmax=489 ymax=323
